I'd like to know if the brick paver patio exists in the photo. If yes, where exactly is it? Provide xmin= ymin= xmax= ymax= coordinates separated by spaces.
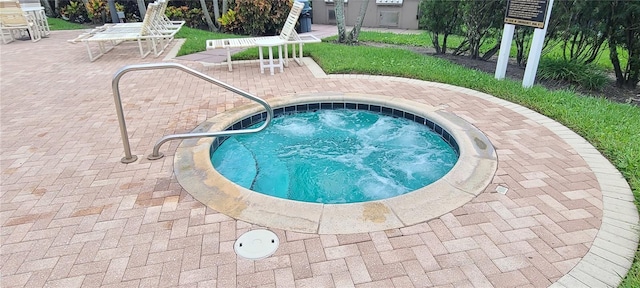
xmin=1 ymin=30 xmax=637 ymax=287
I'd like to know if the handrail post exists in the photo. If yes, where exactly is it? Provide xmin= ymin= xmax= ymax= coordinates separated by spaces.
xmin=112 ymin=66 xmax=138 ymax=163
xmin=111 ymin=63 xmax=273 ymax=164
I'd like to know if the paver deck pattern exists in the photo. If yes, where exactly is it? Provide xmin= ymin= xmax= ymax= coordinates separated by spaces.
xmin=1 ymin=29 xmax=637 ymax=288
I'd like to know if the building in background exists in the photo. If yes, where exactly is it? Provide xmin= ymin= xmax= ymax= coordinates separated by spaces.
xmin=311 ymin=0 xmax=420 ymax=29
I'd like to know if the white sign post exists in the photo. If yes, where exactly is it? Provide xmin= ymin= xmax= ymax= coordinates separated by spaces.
xmin=495 ymin=24 xmax=515 ymax=80
xmin=495 ymin=0 xmax=554 ymax=88
xmin=522 ymin=0 xmax=554 ymax=88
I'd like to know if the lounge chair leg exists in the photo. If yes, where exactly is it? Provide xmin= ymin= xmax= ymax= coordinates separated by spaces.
xmin=258 ymin=46 xmax=264 ymax=74
xmin=298 ymin=43 xmax=304 ymax=66
xmin=278 ymin=44 xmax=284 ymax=73
xmin=28 ymin=27 xmax=40 ymax=42
xmin=268 ymin=45 xmax=275 ymax=75
xmin=0 ymin=30 xmax=9 ymax=44
xmin=284 ymin=44 xmax=289 ymax=68
xmin=86 ymin=42 xmax=97 ymax=62
xmin=138 ymin=39 xmax=143 ymax=57
xmin=291 ymin=43 xmax=296 ymax=62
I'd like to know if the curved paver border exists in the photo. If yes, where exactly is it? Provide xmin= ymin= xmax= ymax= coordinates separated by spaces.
xmin=300 ymin=57 xmax=639 ymax=287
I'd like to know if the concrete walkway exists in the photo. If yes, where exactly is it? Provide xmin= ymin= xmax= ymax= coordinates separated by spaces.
xmin=0 ymin=29 xmax=638 ymax=288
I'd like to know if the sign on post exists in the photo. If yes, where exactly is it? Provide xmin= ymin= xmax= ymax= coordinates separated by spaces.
xmin=495 ymin=0 xmax=554 ymax=88
xmin=504 ymin=0 xmax=549 ymax=29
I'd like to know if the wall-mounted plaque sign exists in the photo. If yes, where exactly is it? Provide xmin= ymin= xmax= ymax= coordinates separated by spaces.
xmin=504 ymin=0 xmax=549 ymax=28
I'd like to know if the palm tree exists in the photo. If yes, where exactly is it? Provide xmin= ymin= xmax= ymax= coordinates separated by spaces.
xmin=136 ymin=0 xmax=145 ymax=19
xmin=199 ymin=0 xmax=216 ymax=31
xmin=334 ymin=0 xmax=370 ymax=44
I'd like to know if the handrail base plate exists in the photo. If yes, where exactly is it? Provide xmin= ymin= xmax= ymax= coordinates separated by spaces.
xmin=121 ymin=155 xmax=138 ymax=164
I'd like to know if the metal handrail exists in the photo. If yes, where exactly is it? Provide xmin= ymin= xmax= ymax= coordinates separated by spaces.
xmin=112 ymin=62 xmax=273 ymax=164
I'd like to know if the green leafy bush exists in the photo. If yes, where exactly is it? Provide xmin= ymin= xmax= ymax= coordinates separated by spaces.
xmin=218 ymin=9 xmax=241 ymax=34
xmin=538 ymin=58 xmax=609 ymax=91
xmin=85 ymin=0 xmax=106 ymax=23
xmin=165 ymin=6 xmax=205 ymax=29
xmin=220 ymin=0 xmax=292 ymax=36
xmin=61 ymin=1 xmax=88 ymax=23
xmin=115 ymin=2 xmax=125 ymax=12
xmin=418 ymin=0 xmax=462 ymax=54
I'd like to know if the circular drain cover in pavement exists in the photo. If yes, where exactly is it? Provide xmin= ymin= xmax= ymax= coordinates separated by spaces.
xmin=234 ymin=229 xmax=279 ymax=260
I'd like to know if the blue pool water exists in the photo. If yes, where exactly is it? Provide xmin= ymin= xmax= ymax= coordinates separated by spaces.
xmin=211 ymin=109 xmax=458 ymax=204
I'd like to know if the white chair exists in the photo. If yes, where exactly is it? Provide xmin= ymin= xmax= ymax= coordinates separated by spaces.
xmin=0 ymin=0 xmax=40 ymax=43
xmin=156 ymin=0 xmax=185 ymax=29
xmin=205 ymin=2 xmax=321 ymax=71
xmin=97 ymin=0 xmax=183 ymax=53
xmin=100 ymin=0 xmax=183 ymax=34
xmin=18 ymin=0 xmax=48 ymax=36
xmin=68 ymin=2 xmax=165 ymax=61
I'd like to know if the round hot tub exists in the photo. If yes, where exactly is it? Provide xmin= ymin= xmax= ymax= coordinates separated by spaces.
xmin=174 ymin=93 xmax=497 ymax=234
xmin=211 ymin=107 xmax=459 ymax=204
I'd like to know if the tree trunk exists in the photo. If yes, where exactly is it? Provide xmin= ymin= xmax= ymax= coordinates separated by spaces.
xmin=40 ymin=0 xmax=53 ymax=16
xmin=431 ymin=32 xmax=441 ymax=54
xmin=453 ymin=39 xmax=468 ymax=56
xmin=624 ymin=51 xmax=640 ymax=89
xmin=516 ymin=30 xmax=526 ymax=67
xmin=335 ymin=0 xmax=347 ymax=43
xmin=623 ymin=13 xmax=640 ymax=88
xmin=442 ymin=34 xmax=448 ymax=54
xmin=584 ymin=35 xmax=607 ymax=64
xmin=199 ymin=0 xmax=216 ymax=31
xmin=212 ymin=0 xmax=221 ymax=30
xmin=107 ymin=0 xmax=119 ymax=23
xmin=137 ymin=0 xmax=146 ymax=19
xmin=54 ymin=0 xmax=59 ymax=15
xmin=609 ymin=38 xmax=624 ymax=87
xmin=346 ymin=0 xmax=370 ymax=44
xmin=469 ymin=34 xmax=480 ymax=59
xmin=481 ymin=43 xmax=499 ymax=61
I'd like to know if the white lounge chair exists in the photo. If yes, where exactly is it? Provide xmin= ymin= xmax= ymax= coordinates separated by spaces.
xmin=155 ymin=0 xmax=185 ymax=30
xmin=93 ymin=0 xmax=184 ymax=55
xmin=69 ymin=2 xmax=177 ymax=61
xmin=17 ymin=0 xmax=49 ymax=37
xmin=205 ymin=1 xmax=321 ymax=71
xmin=0 ymin=0 xmax=40 ymax=44
xmin=99 ymin=0 xmax=183 ymax=35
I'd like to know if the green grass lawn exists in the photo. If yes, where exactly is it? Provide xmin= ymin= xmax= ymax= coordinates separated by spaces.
xmin=47 ymin=17 xmax=86 ymax=30
xmin=348 ymin=31 xmax=625 ymax=71
xmin=174 ymin=28 xmax=244 ymax=56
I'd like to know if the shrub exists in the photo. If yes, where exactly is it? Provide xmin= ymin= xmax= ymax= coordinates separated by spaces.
xmin=418 ymin=0 xmax=462 ymax=54
xmin=220 ymin=0 xmax=292 ymax=36
xmin=115 ymin=2 xmax=125 ymax=12
xmin=61 ymin=1 xmax=88 ymax=23
xmin=85 ymin=0 xmax=107 ymax=23
xmin=458 ymin=0 xmax=504 ymax=60
xmin=165 ymin=6 xmax=205 ymax=29
xmin=538 ymin=58 xmax=609 ymax=91
xmin=218 ymin=9 xmax=241 ymax=34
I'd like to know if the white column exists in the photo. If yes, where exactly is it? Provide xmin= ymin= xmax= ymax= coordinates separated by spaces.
xmin=495 ymin=24 xmax=516 ymax=80
xmin=522 ymin=0 xmax=555 ymax=88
